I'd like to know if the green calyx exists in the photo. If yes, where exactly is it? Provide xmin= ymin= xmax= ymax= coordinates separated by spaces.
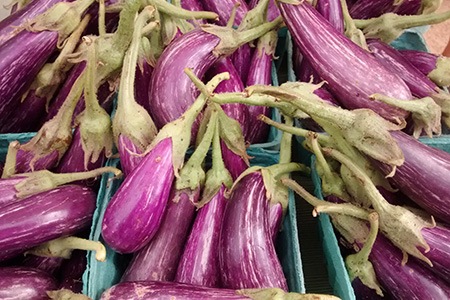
xmin=147 ymin=70 xmax=230 ymax=177
xmin=113 ymin=7 xmax=158 ymax=152
xmin=47 ymin=289 xmax=91 ymax=300
xmin=28 ymin=0 xmax=95 ymax=46
xmin=13 ymin=166 xmax=122 ymax=198
xmin=238 ymin=0 xmax=271 ymax=31
xmin=2 ymin=141 xmax=20 ymax=179
xmin=429 ymin=56 xmax=450 ymax=87
xmin=237 ymin=287 xmax=340 ymax=299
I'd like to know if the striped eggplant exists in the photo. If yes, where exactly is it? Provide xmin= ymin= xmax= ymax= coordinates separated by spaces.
xmin=317 ymin=0 xmax=345 ymax=33
xmin=0 ymin=185 xmax=96 ymax=261
xmin=0 ymin=267 xmax=58 ymax=300
xmin=248 ymin=0 xmax=280 ymax=22
xmin=350 ymin=0 xmax=421 ymax=19
xmin=116 ymin=135 xmax=145 ymax=176
xmin=15 ymin=148 xmax=59 ymax=174
xmin=175 ymin=186 xmax=227 ymax=287
xmin=201 ymin=0 xmax=249 ymax=27
xmin=181 ymin=0 xmax=206 ymax=16
xmin=102 ymin=138 xmax=174 ymax=253
xmin=400 ymin=49 xmax=450 ymax=87
xmin=219 ymin=172 xmax=288 ymax=290
xmin=58 ymin=250 xmax=87 ymax=293
xmin=278 ymin=0 xmax=412 ymax=123
xmin=121 ymin=188 xmax=199 ymax=282
xmin=20 ymin=256 xmax=64 ymax=275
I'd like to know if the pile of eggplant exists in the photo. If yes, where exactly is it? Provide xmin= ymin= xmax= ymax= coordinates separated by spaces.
xmin=1 ymin=0 xmax=450 ymax=299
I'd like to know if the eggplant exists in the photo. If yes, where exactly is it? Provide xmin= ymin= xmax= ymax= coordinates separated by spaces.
xmin=278 ymin=0 xmax=412 ymax=123
xmin=181 ymin=0 xmax=206 ymax=17
xmin=134 ymin=61 xmax=154 ymax=114
xmin=116 ymin=135 xmax=144 ymax=176
xmin=373 ymin=130 xmax=450 ymax=223
xmin=0 ymin=267 xmax=58 ymax=300
xmin=175 ymin=186 xmax=227 ymax=287
xmin=15 ymin=148 xmax=59 ymax=174
xmin=201 ymin=0 xmax=249 ymax=27
xmin=20 ymin=255 xmax=64 ymax=275
xmin=350 ymin=0 xmax=421 ymax=19
xmin=0 ymin=0 xmax=68 ymax=44
xmin=0 ymin=185 xmax=96 ymax=261
xmin=221 ymin=141 xmax=248 ymax=181
xmin=121 ymin=188 xmax=199 ymax=282
xmin=0 ymin=29 xmax=57 ymax=127
xmin=58 ymin=250 xmax=87 ymax=293
xmin=102 ymin=138 xmax=175 ymax=253
xmin=230 ymin=45 xmax=254 ymax=87
xmin=317 ymin=0 xmax=345 ymax=33
xmin=0 ymin=176 xmax=30 ymax=209
xmin=248 ymin=0 xmax=280 ymax=22
xmin=400 ymin=49 xmax=450 ymax=87
xmin=352 ymin=277 xmax=389 ymax=300
xmin=219 ymin=172 xmax=288 ymax=290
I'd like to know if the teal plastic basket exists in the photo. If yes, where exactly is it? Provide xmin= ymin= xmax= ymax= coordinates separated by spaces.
xmin=82 ymin=148 xmax=305 ymax=299
xmin=0 ymin=132 xmax=36 ymax=161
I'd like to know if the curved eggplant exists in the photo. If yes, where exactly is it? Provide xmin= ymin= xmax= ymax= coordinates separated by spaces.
xmin=350 ymin=0 xmax=421 ymax=19
xmin=219 ymin=172 xmax=288 ymax=290
xmin=102 ymin=138 xmax=174 ymax=253
xmin=0 ymin=267 xmax=58 ymax=300
xmin=117 ymin=135 xmax=144 ymax=176
xmin=317 ymin=0 xmax=344 ymax=33
xmin=121 ymin=188 xmax=199 ymax=282
xmin=0 ymin=185 xmax=96 ymax=261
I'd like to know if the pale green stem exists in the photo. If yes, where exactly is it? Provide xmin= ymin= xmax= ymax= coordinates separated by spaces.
xmin=226 ymin=2 xmax=240 ymax=28
xmin=1 ymin=141 xmax=20 ymax=179
xmin=279 ymin=116 xmax=293 ymax=164
xmin=98 ymin=0 xmax=106 ymax=37
xmin=148 ymin=0 xmax=218 ymax=20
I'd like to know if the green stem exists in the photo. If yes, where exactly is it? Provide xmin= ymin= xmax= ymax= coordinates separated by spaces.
xmin=1 ymin=141 xmax=20 ymax=179
xmin=59 ymin=71 xmax=87 ymax=129
xmin=358 ymin=212 xmax=379 ymax=261
xmin=226 ymin=2 xmax=240 ymax=28
xmin=279 ymin=116 xmax=293 ymax=164
xmin=238 ymin=0 xmax=270 ymax=31
xmin=110 ymin=0 xmax=142 ymax=54
xmin=308 ymin=132 xmax=335 ymax=185
xmin=282 ymin=178 xmax=370 ymax=220
xmin=26 ymin=236 xmax=106 ymax=261
xmin=211 ymin=110 xmax=227 ymax=174
xmin=75 ymin=0 xmax=94 ymax=16
xmin=235 ymin=16 xmax=283 ymax=46
xmin=98 ymin=0 xmax=106 ymax=37
xmin=190 ymin=111 xmax=218 ymax=167
xmin=14 ymin=167 xmax=122 ymax=198
xmin=148 ymin=0 xmax=218 ymax=20
xmin=83 ymin=38 xmax=100 ymax=117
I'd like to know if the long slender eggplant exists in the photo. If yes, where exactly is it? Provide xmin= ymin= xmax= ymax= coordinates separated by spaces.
xmin=15 ymin=148 xmax=59 ymax=173
xmin=58 ymin=250 xmax=87 ymax=293
xmin=102 ymin=138 xmax=175 ymax=253
xmin=350 ymin=0 xmax=421 ymax=19
xmin=219 ymin=172 xmax=288 ymax=290
xmin=201 ymin=0 xmax=249 ymax=27
xmin=20 ymin=255 xmax=64 ymax=275
xmin=248 ymin=0 xmax=280 ymax=21
xmin=0 ymin=267 xmax=58 ymax=300
xmin=317 ymin=0 xmax=345 ymax=33
xmin=400 ymin=49 xmax=450 ymax=87
xmin=278 ymin=0 xmax=412 ymax=123
xmin=0 ymin=185 xmax=96 ymax=261
xmin=121 ymin=188 xmax=199 ymax=282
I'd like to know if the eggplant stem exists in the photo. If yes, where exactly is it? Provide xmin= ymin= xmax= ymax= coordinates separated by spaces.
xmin=279 ymin=116 xmax=293 ymax=164
xmin=1 ymin=141 xmax=20 ymax=179
xmin=226 ymin=2 xmax=240 ymax=28
xmin=307 ymin=132 xmax=335 ymax=183
xmin=238 ymin=0 xmax=271 ymax=31
xmin=148 ymin=0 xmax=218 ymax=20
xmin=98 ymin=0 xmax=106 ymax=37
xmin=26 ymin=236 xmax=106 ymax=261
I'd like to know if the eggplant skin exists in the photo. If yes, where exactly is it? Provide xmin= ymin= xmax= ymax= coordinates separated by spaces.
xmin=0 ymin=267 xmax=58 ymax=300
xmin=102 ymin=138 xmax=174 ymax=253
xmin=100 ymin=281 xmax=251 ymax=300
xmin=0 ymin=185 xmax=96 ymax=261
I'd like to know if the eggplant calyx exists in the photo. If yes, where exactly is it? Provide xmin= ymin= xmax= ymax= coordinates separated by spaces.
xmin=2 ymin=141 xmax=20 ymax=179
xmin=201 ymin=16 xmax=283 ymax=57
xmin=370 ymin=93 xmax=442 ymax=138
xmin=255 ymin=31 xmax=278 ymax=58
xmin=147 ymin=70 xmax=229 ymax=177
xmin=25 ymin=236 xmax=106 ymax=262
xmin=47 ymin=289 xmax=92 ymax=300
xmin=28 ymin=0 xmax=95 ymax=46
xmin=13 ymin=167 xmax=122 ymax=199
xmin=238 ymin=0 xmax=271 ymax=31
xmin=429 ymin=56 xmax=450 ymax=87
xmin=429 ymin=90 xmax=450 ymax=129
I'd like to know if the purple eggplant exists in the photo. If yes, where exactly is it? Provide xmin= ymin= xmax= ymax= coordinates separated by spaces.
xmin=117 ymin=135 xmax=144 ymax=176
xmin=230 ymin=45 xmax=254 ymax=88
xmin=350 ymin=0 xmax=420 ymax=19
xmin=20 ymin=255 xmax=64 ymax=275
xmin=0 ymin=0 xmax=69 ymax=44
xmin=58 ymin=250 xmax=87 ymax=293
xmin=352 ymin=277 xmax=389 ymax=300
xmin=245 ymin=31 xmax=276 ymax=144
xmin=0 ymin=175 xmax=30 ymax=209
xmin=419 ymin=225 xmax=450 ymax=283
xmin=221 ymin=141 xmax=248 ymax=181
xmin=0 ymin=267 xmax=58 ymax=300
xmin=219 ymin=172 xmax=288 ymax=290
xmin=0 ymin=29 xmax=57 ymax=127
xmin=180 ymin=0 xmax=207 ymax=24
xmin=175 ymin=186 xmax=227 ymax=287
xmin=0 ymin=185 xmax=96 ymax=261
xmin=373 ymin=130 xmax=450 ymax=223
xmin=248 ymin=0 xmax=280 ymax=22
xmin=100 ymin=281 xmax=308 ymax=299
xmin=400 ymin=49 xmax=450 ymax=87
xmin=15 ymin=148 xmax=59 ymax=173
xmin=201 ymin=0 xmax=249 ymax=27
xmin=279 ymin=0 xmax=412 ymax=123
xmin=121 ymin=188 xmax=199 ymax=282
xmin=134 ymin=61 xmax=154 ymax=113
xmin=317 ymin=0 xmax=345 ymax=33
xmin=102 ymin=138 xmax=175 ymax=253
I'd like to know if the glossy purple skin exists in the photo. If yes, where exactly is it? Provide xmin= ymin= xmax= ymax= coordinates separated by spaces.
xmin=349 ymin=0 xmax=417 ymax=19
xmin=419 ymin=225 xmax=450 ymax=283
xmin=279 ymin=1 xmax=412 ymax=122
xmin=181 ymin=0 xmax=207 ymax=24
xmin=175 ymin=186 xmax=227 ymax=287
xmin=122 ymin=188 xmax=199 ymax=282
xmin=148 ymin=29 xmax=221 ymax=131
xmin=135 ymin=60 xmax=154 ymax=114
xmin=374 ymin=131 xmax=450 ymax=223
xmin=206 ymin=57 xmax=248 ymax=139
xmin=100 ymin=281 xmax=253 ymax=300
xmin=366 ymin=235 xmax=450 ymax=299
xmin=201 ymin=0 xmax=249 ymax=27
xmin=117 ymin=135 xmax=144 ymax=177
xmin=367 ymin=39 xmax=439 ymax=99
xmin=230 ymin=44 xmax=253 ymax=87
xmin=0 ymin=185 xmax=95 ymax=262
xmin=245 ymin=44 xmax=272 ymax=144
xmin=20 ymin=255 xmax=64 ymax=275
xmin=316 ymin=0 xmax=344 ymax=33
xmin=297 ymin=58 xmax=321 ymax=84
xmin=55 ymin=127 xmax=105 ymax=174
xmin=0 ymin=30 xmax=57 ymax=127
xmin=59 ymin=250 xmax=87 ymax=293
xmin=219 ymin=172 xmax=288 ymax=290
xmin=15 ymin=148 xmax=59 ymax=174
xmin=221 ymin=141 xmax=247 ymax=181
xmin=249 ymin=0 xmax=280 ymax=22
xmin=400 ymin=49 xmax=440 ymax=77
xmin=0 ymin=267 xmax=58 ymax=300
xmin=0 ymin=176 xmax=26 ymax=210
xmin=102 ymin=138 xmax=175 ymax=254
xmin=0 ymin=0 xmax=69 ymax=44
